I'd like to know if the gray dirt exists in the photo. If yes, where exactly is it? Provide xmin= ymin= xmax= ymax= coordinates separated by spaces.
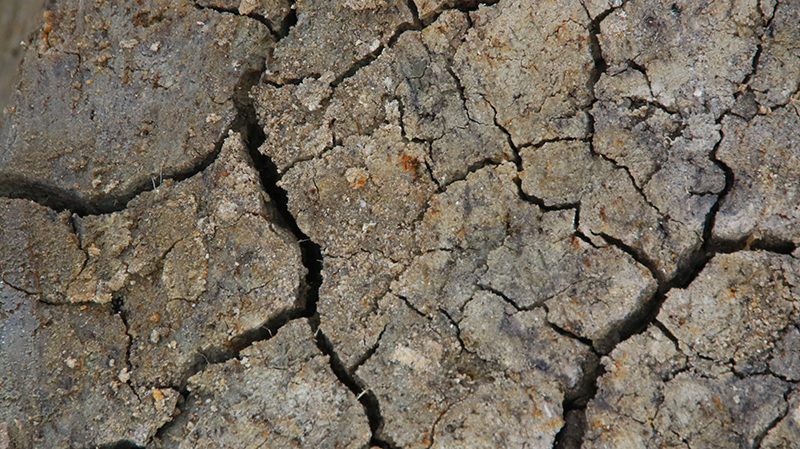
xmin=1 ymin=0 xmax=800 ymax=448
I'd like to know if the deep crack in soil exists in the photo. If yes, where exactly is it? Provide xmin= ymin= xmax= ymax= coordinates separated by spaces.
xmin=3 ymin=0 xmax=800 ymax=447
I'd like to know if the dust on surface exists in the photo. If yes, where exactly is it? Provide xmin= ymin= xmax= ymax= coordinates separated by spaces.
xmin=2 ymin=0 xmax=800 ymax=448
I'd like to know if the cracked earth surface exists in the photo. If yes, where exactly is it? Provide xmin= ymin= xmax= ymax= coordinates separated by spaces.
xmin=1 ymin=0 xmax=800 ymax=448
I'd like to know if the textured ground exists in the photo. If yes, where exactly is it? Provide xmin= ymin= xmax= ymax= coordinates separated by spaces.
xmin=0 ymin=0 xmax=47 ymax=112
xmin=1 ymin=0 xmax=800 ymax=448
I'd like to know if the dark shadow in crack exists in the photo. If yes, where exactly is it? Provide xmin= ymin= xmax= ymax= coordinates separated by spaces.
xmin=280 ymin=1 xmax=298 ymax=38
xmin=553 ymin=406 xmax=589 ymax=449
xmin=582 ymin=113 xmax=742 ymax=361
xmin=199 ymin=307 xmax=307 ymax=375
xmin=553 ymin=362 xmax=604 ymax=449
xmin=149 ymin=304 xmax=307 ymax=444
xmin=313 ymin=329 xmax=399 ymax=449
xmin=93 ymin=440 xmax=144 ymax=449
xmin=584 ymin=5 xmax=611 ymax=90
xmin=0 ymin=173 xmax=98 ymax=215
xmin=192 ymin=1 xmax=297 ymax=41
xmin=228 ymin=68 xmax=399 ymax=448
xmin=160 ymin=63 xmax=324 ymax=390
xmin=1 ymin=41 xmax=271 ymax=216
xmin=703 ymin=124 xmax=737 ymax=254
xmin=0 ymin=114 xmax=229 ymax=216
xmin=242 ymin=109 xmax=324 ymax=327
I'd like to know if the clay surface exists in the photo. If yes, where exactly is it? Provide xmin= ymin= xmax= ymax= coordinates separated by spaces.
xmin=1 ymin=0 xmax=799 ymax=448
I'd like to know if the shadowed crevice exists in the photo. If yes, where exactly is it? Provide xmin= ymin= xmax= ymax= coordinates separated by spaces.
xmin=237 ymin=44 xmax=401 ymax=449
xmin=0 ymin=175 xmax=100 ymax=216
xmin=740 ymin=42 xmax=764 ymax=89
xmin=416 ymin=0 xmax=502 ymax=27
xmin=553 ymin=362 xmax=604 ymax=449
xmin=548 ymin=319 xmax=596 ymax=351
xmin=351 ymin=326 xmax=388 ymax=372
xmin=516 ymin=177 xmax=582 ymax=213
xmin=553 ymin=408 xmax=589 ymax=449
xmin=191 ymin=308 xmax=307 ymax=380
xmin=149 ymin=307 xmax=307 ymax=443
xmin=596 ymin=232 xmax=661 ymax=282
xmin=477 ymin=284 xmax=522 ymax=311
xmin=242 ymin=116 xmax=324 ymax=326
xmin=192 ymin=1 xmax=282 ymax=40
xmin=329 ymin=20 xmax=421 ymax=89
xmin=583 ymin=3 xmax=612 ymax=91
xmin=405 ymin=0 xmax=423 ymax=29
xmin=92 ymin=440 xmax=144 ymax=449
xmin=110 ymin=292 xmax=140 ymax=403
xmin=753 ymin=389 xmax=790 ymax=449
xmin=478 ymin=83 xmax=584 ymax=214
xmin=439 ymin=307 xmax=472 ymax=354
xmin=0 ymin=62 xmax=264 ymax=217
xmin=653 ymin=319 xmax=681 ymax=348
xmin=149 ymin=54 xmax=319 ymax=442
xmin=280 ymin=1 xmax=298 ymax=38
xmin=313 ymin=329 xmax=399 ymax=449
xmin=701 ymin=124 xmax=797 ymax=257
xmin=572 ymin=205 xmax=600 ymax=248
xmin=265 ymin=0 xmax=426 ymax=89
xmin=0 ymin=100 xmax=233 ymax=217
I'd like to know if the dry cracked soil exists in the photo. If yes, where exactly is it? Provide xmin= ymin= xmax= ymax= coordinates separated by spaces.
xmin=1 ymin=0 xmax=800 ymax=448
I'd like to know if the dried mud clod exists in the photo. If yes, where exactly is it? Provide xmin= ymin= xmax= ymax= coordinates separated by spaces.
xmin=2 ymin=0 xmax=800 ymax=448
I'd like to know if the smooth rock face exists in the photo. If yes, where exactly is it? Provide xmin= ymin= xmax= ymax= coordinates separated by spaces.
xmin=2 ymin=0 xmax=800 ymax=447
